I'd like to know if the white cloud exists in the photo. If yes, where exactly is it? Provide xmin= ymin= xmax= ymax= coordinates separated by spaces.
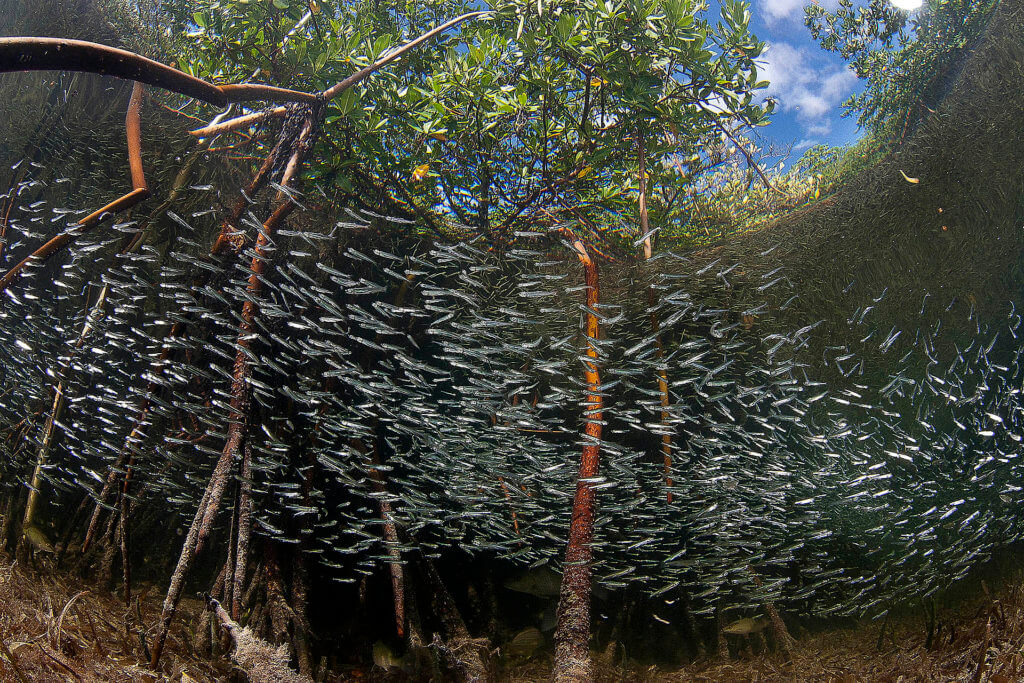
xmin=762 ymin=0 xmax=840 ymax=23
xmin=759 ymin=41 xmax=858 ymax=140
xmin=762 ymin=0 xmax=806 ymax=22
xmin=793 ymin=138 xmax=817 ymax=152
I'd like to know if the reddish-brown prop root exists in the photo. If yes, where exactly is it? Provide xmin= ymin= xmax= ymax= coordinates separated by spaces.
xmin=553 ymin=240 xmax=602 ymax=683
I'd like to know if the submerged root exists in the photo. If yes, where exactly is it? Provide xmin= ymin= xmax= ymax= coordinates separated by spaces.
xmin=206 ymin=596 xmax=311 ymax=683
xmin=429 ymin=632 xmax=492 ymax=682
xmin=419 ymin=557 xmax=493 ymax=680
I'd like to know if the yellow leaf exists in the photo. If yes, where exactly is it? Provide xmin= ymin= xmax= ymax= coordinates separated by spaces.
xmin=309 ymin=0 xmax=319 ymax=14
xmin=899 ymin=169 xmax=919 ymax=184
xmin=578 ymin=166 xmax=592 ymax=178
xmin=411 ymin=163 xmax=430 ymax=182
xmin=590 ymin=77 xmax=606 ymax=88
xmin=429 ymin=132 xmax=448 ymax=142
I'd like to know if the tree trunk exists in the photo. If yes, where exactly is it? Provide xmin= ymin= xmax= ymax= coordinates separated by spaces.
xmin=637 ymin=129 xmax=652 ymax=260
xmin=553 ymin=240 xmax=602 ymax=683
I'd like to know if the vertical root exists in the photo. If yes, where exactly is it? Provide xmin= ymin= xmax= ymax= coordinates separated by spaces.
xmin=553 ymin=240 xmax=602 ymax=683
xmin=232 ymin=442 xmax=253 ymax=621
xmin=118 ymin=493 xmax=131 ymax=605
xmin=197 ymin=563 xmax=228 ymax=658
xmin=97 ymin=506 xmax=119 ymax=590
xmin=263 ymin=546 xmax=293 ymax=647
xmin=150 ymin=482 xmax=211 ymax=667
xmin=290 ymin=549 xmax=313 ymax=677
xmin=152 ymin=191 xmax=302 ymax=669
xmin=750 ymin=569 xmax=795 ymax=659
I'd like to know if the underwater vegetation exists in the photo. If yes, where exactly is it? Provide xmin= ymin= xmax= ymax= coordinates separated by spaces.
xmin=0 ymin=0 xmax=1022 ymax=680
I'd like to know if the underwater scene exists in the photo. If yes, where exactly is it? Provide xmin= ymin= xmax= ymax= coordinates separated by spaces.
xmin=0 ymin=0 xmax=1023 ymax=680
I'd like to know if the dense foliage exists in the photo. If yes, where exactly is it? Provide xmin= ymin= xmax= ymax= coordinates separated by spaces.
xmin=805 ymin=0 xmax=999 ymax=143
xmin=150 ymin=0 xmax=1003 ymax=249
xmin=158 ymin=0 xmax=774 ymax=249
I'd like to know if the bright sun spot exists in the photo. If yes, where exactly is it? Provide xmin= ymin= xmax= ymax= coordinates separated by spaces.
xmin=890 ymin=0 xmax=923 ymax=10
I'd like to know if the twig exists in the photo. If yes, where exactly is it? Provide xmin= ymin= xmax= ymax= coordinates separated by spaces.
xmin=697 ymin=102 xmax=783 ymax=195
xmin=191 ymin=107 xmax=287 ymax=138
xmin=53 ymin=590 xmax=88 ymax=652
xmin=321 ymin=12 xmax=488 ymax=100
xmin=33 ymin=640 xmax=81 ymax=680
xmin=0 ymin=632 xmax=29 ymax=683
xmin=970 ymin=616 xmax=991 ymax=683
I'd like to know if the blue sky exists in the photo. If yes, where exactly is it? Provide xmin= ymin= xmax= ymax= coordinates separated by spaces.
xmin=729 ymin=0 xmax=866 ymax=163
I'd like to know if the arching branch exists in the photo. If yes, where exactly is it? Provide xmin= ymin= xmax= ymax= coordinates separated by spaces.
xmin=0 ymin=82 xmax=149 ymax=296
xmin=0 ymin=38 xmax=227 ymax=106
xmin=192 ymin=10 xmax=490 ymax=138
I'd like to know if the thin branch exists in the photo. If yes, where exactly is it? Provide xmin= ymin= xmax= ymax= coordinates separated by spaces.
xmin=219 ymin=83 xmax=319 ymax=104
xmin=191 ymin=107 xmax=287 ymax=137
xmin=192 ymin=12 xmax=488 ymax=138
xmin=698 ymin=103 xmax=783 ymax=195
xmin=321 ymin=11 xmax=488 ymax=100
